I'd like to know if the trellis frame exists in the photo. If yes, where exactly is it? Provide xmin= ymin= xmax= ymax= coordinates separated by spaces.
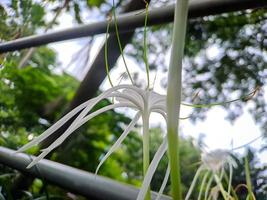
xmin=0 ymin=0 xmax=266 ymax=53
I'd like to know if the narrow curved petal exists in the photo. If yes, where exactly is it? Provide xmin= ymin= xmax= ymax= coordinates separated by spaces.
xmin=150 ymin=92 xmax=165 ymax=105
xmin=26 ymin=148 xmax=50 ymax=168
xmin=155 ymin=163 xmax=170 ymax=200
xmin=198 ymin=171 xmax=209 ymax=200
xmin=17 ymin=85 xmax=128 ymax=154
xmin=219 ymin=167 xmax=224 ymax=180
xmin=112 ymin=92 xmax=142 ymax=110
xmin=112 ymin=84 xmax=146 ymax=100
xmin=95 ymin=112 xmax=141 ymax=174
xmin=80 ymin=103 xmax=135 ymax=126
xmin=16 ymin=98 xmax=95 ymax=153
xmin=26 ymin=103 xmax=134 ymax=168
xmin=151 ymin=105 xmax=167 ymax=113
xmin=152 ymin=109 xmax=167 ymax=121
xmin=137 ymin=138 xmax=167 ymax=200
xmin=185 ymin=166 xmax=204 ymax=200
xmin=204 ymin=174 xmax=214 ymax=200
xmin=214 ymin=172 xmax=228 ymax=200
xmin=227 ymin=162 xmax=233 ymax=196
xmin=122 ymin=89 xmax=144 ymax=108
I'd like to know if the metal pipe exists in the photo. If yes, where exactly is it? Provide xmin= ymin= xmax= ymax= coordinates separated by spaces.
xmin=0 ymin=0 xmax=266 ymax=53
xmin=0 ymin=147 xmax=170 ymax=200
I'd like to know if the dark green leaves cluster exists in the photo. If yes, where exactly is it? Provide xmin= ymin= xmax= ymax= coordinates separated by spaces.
xmin=0 ymin=57 xmax=78 ymax=149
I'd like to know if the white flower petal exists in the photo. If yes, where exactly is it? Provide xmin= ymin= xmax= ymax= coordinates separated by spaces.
xmin=17 ymin=85 xmax=126 ymax=154
xmin=95 ymin=112 xmax=141 ymax=174
xmin=151 ymin=105 xmax=166 ymax=112
xmin=152 ymin=109 xmax=167 ymax=121
xmin=149 ymin=91 xmax=165 ymax=106
xmin=205 ymin=174 xmax=214 ymax=200
xmin=80 ymin=103 xmax=135 ymax=126
xmin=227 ymin=162 xmax=233 ymax=196
xmin=26 ymin=103 xmax=134 ymax=168
xmin=185 ymin=166 xmax=204 ymax=200
xmin=16 ymin=98 xmax=95 ymax=153
xmin=198 ymin=172 xmax=209 ymax=200
xmin=155 ymin=163 xmax=170 ymax=200
xmin=202 ymin=149 xmax=229 ymax=172
xmin=113 ymin=92 xmax=142 ymax=110
xmin=122 ymin=89 xmax=144 ymax=106
xmin=137 ymin=138 xmax=167 ymax=200
xmin=26 ymin=148 xmax=50 ymax=168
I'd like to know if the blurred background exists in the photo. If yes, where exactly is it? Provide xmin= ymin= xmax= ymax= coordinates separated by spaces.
xmin=0 ymin=0 xmax=266 ymax=199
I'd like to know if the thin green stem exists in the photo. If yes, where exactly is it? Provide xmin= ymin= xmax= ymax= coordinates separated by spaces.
xmin=182 ymin=86 xmax=259 ymax=108
xmin=112 ymin=0 xmax=134 ymax=85
xmin=105 ymin=20 xmax=114 ymax=87
xmin=143 ymin=2 xmax=150 ymax=89
xmin=166 ymin=0 xmax=189 ymax=199
xmin=142 ymin=111 xmax=151 ymax=200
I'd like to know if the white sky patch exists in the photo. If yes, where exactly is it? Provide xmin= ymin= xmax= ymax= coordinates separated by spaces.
xmin=206 ymin=45 xmax=221 ymax=60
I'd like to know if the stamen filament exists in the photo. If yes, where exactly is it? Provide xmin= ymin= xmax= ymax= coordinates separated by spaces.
xmin=105 ymin=18 xmax=114 ymax=87
xmin=112 ymin=0 xmax=134 ymax=85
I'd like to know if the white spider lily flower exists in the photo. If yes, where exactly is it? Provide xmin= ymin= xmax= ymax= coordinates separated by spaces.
xmin=17 ymin=83 xmax=190 ymax=199
xmin=16 ymin=84 xmax=169 ymax=171
xmin=201 ymin=149 xmax=234 ymax=172
xmin=185 ymin=149 xmax=237 ymax=200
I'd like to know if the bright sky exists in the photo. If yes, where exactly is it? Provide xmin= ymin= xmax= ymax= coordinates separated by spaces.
xmin=48 ymin=11 xmax=267 ymax=164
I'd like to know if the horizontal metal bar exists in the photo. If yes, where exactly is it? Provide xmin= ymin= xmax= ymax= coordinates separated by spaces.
xmin=0 ymin=0 xmax=266 ymax=53
xmin=0 ymin=147 xmax=170 ymax=200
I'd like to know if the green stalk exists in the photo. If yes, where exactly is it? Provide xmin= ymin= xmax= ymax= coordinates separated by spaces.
xmin=143 ymin=2 xmax=150 ymax=89
xmin=142 ymin=106 xmax=151 ymax=200
xmin=245 ymin=156 xmax=255 ymax=200
xmin=166 ymin=0 xmax=189 ymax=199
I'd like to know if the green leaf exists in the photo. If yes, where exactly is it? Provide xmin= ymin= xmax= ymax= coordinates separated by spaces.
xmin=74 ymin=3 xmax=82 ymax=24
xmin=31 ymin=4 xmax=45 ymax=25
xmin=86 ymin=0 xmax=105 ymax=8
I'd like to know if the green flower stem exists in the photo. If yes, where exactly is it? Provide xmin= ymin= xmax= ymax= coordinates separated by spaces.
xmin=143 ymin=2 xmax=150 ymax=89
xmin=166 ymin=0 xmax=189 ymax=199
xmin=142 ymin=108 xmax=151 ymax=200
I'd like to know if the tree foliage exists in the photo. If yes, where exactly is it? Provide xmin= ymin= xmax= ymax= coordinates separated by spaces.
xmin=127 ymin=8 xmax=267 ymax=135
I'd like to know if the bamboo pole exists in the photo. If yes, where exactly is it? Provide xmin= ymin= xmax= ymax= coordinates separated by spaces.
xmin=0 ymin=0 xmax=266 ymax=53
xmin=0 ymin=146 xmax=170 ymax=200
